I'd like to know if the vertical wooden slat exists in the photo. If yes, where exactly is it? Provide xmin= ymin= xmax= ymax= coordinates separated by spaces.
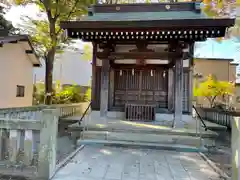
xmin=114 ymin=67 xmax=168 ymax=109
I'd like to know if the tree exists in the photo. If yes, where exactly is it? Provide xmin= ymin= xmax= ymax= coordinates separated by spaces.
xmin=14 ymin=0 xmax=95 ymax=104
xmin=33 ymin=80 xmax=90 ymax=104
xmin=202 ymin=0 xmax=237 ymax=39
xmin=0 ymin=4 xmax=16 ymax=34
xmin=194 ymin=74 xmax=234 ymax=108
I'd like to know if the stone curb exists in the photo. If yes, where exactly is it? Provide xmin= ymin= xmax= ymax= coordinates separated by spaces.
xmin=78 ymin=139 xmax=208 ymax=152
xmin=199 ymin=152 xmax=230 ymax=180
xmin=50 ymin=145 xmax=85 ymax=179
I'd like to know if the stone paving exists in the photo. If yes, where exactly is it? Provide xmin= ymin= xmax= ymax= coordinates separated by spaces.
xmin=52 ymin=145 xmax=221 ymax=180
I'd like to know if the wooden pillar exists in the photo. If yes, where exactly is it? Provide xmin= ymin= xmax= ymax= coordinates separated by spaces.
xmin=91 ymin=43 xmax=97 ymax=108
xmin=108 ymin=68 xmax=114 ymax=110
xmin=188 ymin=42 xmax=194 ymax=113
xmin=232 ymin=116 xmax=240 ymax=180
xmin=188 ymin=66 xmax=193 ymax=114
xmin=100 ymin=59 xmax=110 ymax=117
xmin=168 ymin=68 xmax=174 ymax=112
xmin=174 ymin=57 xmax=184 ymax=128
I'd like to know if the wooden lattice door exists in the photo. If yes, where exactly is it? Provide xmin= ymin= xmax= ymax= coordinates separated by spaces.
xmin=114 ymin=68 xmax=168 ymax=109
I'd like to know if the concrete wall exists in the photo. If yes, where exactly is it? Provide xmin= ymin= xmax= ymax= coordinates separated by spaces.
xmin=0 ymin=43 xmax=34 ymax=108
xmin=194 ymin=58 xmax=237 ymax=107
xmin=234 ymin=85 xmax=240 ymax=110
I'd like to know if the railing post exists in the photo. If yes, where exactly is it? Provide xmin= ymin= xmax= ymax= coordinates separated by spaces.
xmin=0 ymin=129 xmax=3 ymax=160
xmin=24 ymin=130 xmax=33 ymax=166
xmin=38 ymin=109 xmax=59 ymax=179
xmin=9 ymin=130 xmax=21 ymax=163
xmin=232 ymin=116 xmax=240 ymax=180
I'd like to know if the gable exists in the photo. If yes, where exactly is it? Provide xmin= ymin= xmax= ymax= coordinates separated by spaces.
xmin=0 ymin=35 xmax=41 ymax=67
xmin=0 ymin=43 xmax=33 ymax=67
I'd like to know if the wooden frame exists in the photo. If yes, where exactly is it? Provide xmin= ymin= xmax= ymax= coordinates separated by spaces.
xmin=96 ymin=51 xmax=190 ymax=60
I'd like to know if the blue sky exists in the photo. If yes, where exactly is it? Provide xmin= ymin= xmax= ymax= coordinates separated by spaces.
xmin=194 ymin=38 xmax=240 ymax=63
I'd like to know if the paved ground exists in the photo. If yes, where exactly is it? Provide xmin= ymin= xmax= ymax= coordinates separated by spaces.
xmin=52 ymin=145 xmax=221 ymax=180
xmin=203 ymin=129 xmax=231 ymax=177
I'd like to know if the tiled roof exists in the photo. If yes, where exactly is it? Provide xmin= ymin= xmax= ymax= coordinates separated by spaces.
xmin=82 ymin=11 xmax=208 ymax=22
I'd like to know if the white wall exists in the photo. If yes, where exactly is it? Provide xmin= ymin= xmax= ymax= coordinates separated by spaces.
xmin=0 ymin=43 xmax=33 ymax=108
xmin=33 ymin=50 xmax=92 ymax=86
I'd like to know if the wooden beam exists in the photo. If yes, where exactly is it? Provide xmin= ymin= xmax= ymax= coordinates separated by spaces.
xmin=110 ymin=63 xmax=170 ymax=69
xmin=97 ymin=51 xmax=190 ymax=60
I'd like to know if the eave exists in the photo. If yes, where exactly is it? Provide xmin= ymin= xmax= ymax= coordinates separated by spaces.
xmin=60 ymin=2 xmax=235 ymax=42
xmin=66 ymin=28 xmax=227 ymax=42
xmin=0 ymin=35 xmax=41 ymax=67
xmin=61 ymin=18 xmax=234 ymax=30
xmin=61 ymin=19 xmax=234 ymax=42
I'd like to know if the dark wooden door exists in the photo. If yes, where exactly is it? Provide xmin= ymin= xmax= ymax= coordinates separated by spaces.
xmin=114 ymin=68 xmax=168 ymax=109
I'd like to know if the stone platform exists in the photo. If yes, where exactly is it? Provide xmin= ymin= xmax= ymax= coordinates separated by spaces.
xmin=65 ymin=112 xmax=221 ymax=151
xmin=52 ymin=145 xmax=221 ymax=180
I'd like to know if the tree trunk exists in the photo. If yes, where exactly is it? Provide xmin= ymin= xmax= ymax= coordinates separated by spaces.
xmin=45 ymin=17 xmax=57 ymax=105
xmin=45 ymin=49 xmax=55 ymax=105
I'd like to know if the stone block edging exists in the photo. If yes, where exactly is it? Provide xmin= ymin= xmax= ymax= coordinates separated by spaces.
xmin=199 ymin=152 xmax=230 ymax=180
xmin=50 ymin=145 xmax=85 ymax=179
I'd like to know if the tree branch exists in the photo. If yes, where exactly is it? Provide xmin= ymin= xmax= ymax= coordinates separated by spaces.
xmin=53 ymin=0 xmax=60 ymax=20
xmin=210 ymin=95 xmax=217 ymax=107
xmin=55 ymin=0 xmax=81 ymax=35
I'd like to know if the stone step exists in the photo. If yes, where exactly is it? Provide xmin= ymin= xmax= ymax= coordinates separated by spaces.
xmin=69 ymin=123 xmax=218 ymax=138
xmin=77 ymin=139 xmax=208 ymax=153
xmin=80 ymin=131 xmax=215 ymax=147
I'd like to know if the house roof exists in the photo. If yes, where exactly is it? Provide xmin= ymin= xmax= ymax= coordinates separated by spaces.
xmin=194 ymin=57 xmax=234 ymax=62
xmin=60 ymin=2 xmax=235 ymax=42
xmin=0 ymin=35 xmax=41 ymax=67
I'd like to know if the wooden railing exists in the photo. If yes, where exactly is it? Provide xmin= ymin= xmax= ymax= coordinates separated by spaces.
xmin=195 ymin=107 xmax=238 ymax=129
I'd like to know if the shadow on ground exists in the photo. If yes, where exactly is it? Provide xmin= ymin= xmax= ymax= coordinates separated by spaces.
xmin=203 ymin=128 xmax=231 ymax=177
